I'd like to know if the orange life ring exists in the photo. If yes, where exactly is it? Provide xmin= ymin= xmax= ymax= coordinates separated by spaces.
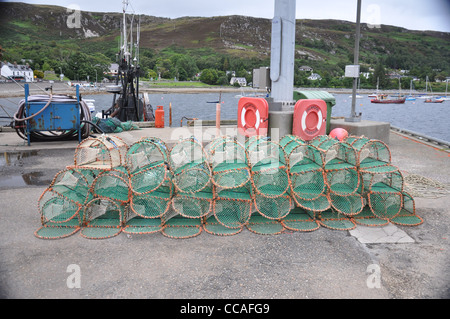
xmin=238 ymin=97 xmax=269 ymax=137
xmin=293 ymin=99 xmax=327 ymax=141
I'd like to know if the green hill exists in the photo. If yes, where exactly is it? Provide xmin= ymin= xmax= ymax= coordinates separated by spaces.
xmin=1 ymin=2 xmax=449 ymax=89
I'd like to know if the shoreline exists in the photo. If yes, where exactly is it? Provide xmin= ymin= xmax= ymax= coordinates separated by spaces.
xmin=0 ymin=82 xmax=443 ymax=98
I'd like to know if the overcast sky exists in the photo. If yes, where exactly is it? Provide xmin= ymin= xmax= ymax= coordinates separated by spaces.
xmin=4 ymin=0 xmax=450 ymax=32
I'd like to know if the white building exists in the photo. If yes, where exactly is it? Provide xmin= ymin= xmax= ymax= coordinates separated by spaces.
xmin=107 ymin=63 xmax=119 ymax=76
xmin=308 ymin=73 xmax=322 ymax=81
xmin=299 ymin=65 xmax=313 ymax=72
xmin=230 ymin=77 xmax=247 ymax=87
xmin=1 ymin=62 xmax=34 ymax=82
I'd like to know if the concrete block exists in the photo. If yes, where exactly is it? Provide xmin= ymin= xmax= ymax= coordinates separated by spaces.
xmin=330 ymin=119 xmax=390 ymax=144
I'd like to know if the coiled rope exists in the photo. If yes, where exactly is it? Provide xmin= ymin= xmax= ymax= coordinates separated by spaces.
xmin=403 ymin=173 xmax=450 ymax=199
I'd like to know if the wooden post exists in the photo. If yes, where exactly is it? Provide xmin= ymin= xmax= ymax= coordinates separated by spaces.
xmin=169 ymin=102 xmax=172 ymax=127
xmin=216 ymin=103 xmax=221 ymax=137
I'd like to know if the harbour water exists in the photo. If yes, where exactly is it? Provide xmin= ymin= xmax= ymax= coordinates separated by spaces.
xmin=1 ymin=91 xmax=448 ymax=143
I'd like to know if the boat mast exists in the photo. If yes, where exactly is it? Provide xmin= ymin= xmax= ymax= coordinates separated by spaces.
xmin=122 ymin=0 xmax=129 ymax=65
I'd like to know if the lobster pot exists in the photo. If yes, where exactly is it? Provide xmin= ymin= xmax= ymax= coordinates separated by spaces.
xmin=391 ymin=191 xmax=423 ymax=226
xmin=353 ymin=206 xmax=390 ymax=227
xmin=126 ymin=138 xmax=170 ymax=195
xmin=74 ymin=135 xmax=128 ymax=170
xmin=311 ymin=135 xmax=360 ymax=196
xmin=213 ymin=184 xmax=252 ymax=230
xmin=91 ymin=166 xmax=130 ymax=204
xmin=34 ymin=167 xmax=99 ymax=240
xmin=35 ymin=188 xmax=83 ymax=239
xmin=280 ymin=135 xmax=327 ymax=203
xmin=171 ymin=186 xmax=213 ymax=219
xmin=281 ymin=207 xmax=320 ymax=232
xmin=329 ymin=191 xmax=364 ymax=217
xmin=362 ymin=167 xmax=404 ymax=220
xmin=316 ymin=209 xmax=356 ymax=231
xmin=246 ymin=211 xmax=285 ymax=235
xmin=346 ymin=136 xmax=391 ymax=169
xmin=246 ymin=137 xmax=290 ymax=198
xmin=161 ymin=205 xmax=204 ymax=239
xmin=80 ymin=198 xmax=126 ymax=239
xmin=253 ymin=192 xmax=292 ymax=220
xmin=124 ymin=180 xmax=174 ymax=235
xmin=169 ymin=137 xmax=211 ymax=194
xmin=207 ymin=136 xmax=251 ymax=190
xmin=49 ymin=167 xmax=95 ymax=206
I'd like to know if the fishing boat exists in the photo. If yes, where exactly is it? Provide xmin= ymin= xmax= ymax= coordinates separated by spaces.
xmin=424 ymin=97 xmax=444 ymax=103
xmin=371 ymin=78 xmax=406 ymax=104
xmin=101 ymin=0 xmax=154 ymax=122
xmin=371 ymin=94 xmax=406 ymax=104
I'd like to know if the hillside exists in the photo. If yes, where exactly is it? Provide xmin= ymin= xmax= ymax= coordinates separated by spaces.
xmin=0 ymin=2 xmax=449 ymax=88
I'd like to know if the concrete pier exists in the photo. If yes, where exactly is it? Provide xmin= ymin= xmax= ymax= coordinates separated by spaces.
xmin=330 ymin=118 xmax=391 ymax=144
xmin=0 ymin=125 xmax=449 ymax=299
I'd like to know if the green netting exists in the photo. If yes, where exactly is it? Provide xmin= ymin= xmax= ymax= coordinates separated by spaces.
xmin=292 ymin=191 xmax=331 ymax=213
xmin=126 ymin=138 xmax=170 ymax=195
xmin=317 ymin=210 xmax=356 ymax=230
xmin=247 ymin=137 xmax=290 ymax=198
xmin=253 ymin=192 xmax=292 ymax=219
xmin=361 ymin=166 xmax=404 ymax=193
xmin=81 ymin=198 xmax=125 ymax=239
xmin=214 ymin=184 xmax=252 ymax=229
xmin=129 ymin=165 xmax=169 ymax=194
xmin=49 ymin=168 xmax=93 ymax=205
xmin=280 ymin=135 xmax=326 ymax=201
xmin=91 ymin=167 xmax=130 ymax=203
xmin=367 ymin=192 xmax=403 ymax=220
xmin=203 ymin=215 xmax=243 ymax=236
xmin=361 ymin=166 xmax=404 ymax=221
xmin=246 ymin=212 xmax=285 ymax=235
xmin=35 ymin=134 xmax=424 ymax=240
xmin=38 ymin=188 xmax=83 ymax=226
xmin=353 ymin=206 xmax=390 ymax=227
xmin=172 ymin=187 xmax=213 ymax=218
xmin=346 ymin=136 xmax=391 ymax=169
xmin=161 ymin=216 xmax=202 ymax=239
xmin=207 ymin=136 xmax=251 ymax=189
xmin=310 ymin=136 xmax=360 ymax=197
xmin=92 ymin=116 xmax=140 ymax=133
xmin=122 ymin=217 xmax=163 ymax=235
xmin=169 ymin=137 xmax=211 ymax=194
xmin=129 ymin=185 xmax=173 ymax=218
xmin=391 ymin=192 xmax=424 ymax=226
xmin=281 ymin=207 xmax=320 ymax=232
xmin=329 ymin=192 xmax=364 ymax=216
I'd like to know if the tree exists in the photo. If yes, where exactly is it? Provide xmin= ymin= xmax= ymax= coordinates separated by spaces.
xmin=199 ymin=69 xmax=218 ymax=85
xmin=372 ymin=62 xmax=389 ymax=89
xmin=42 ymin=61 xmax=52 ymax=72
xmin=34 ymin=70 xmax=44 ymax=79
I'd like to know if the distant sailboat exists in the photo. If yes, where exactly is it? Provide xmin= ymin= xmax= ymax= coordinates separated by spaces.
xmin=437 ymin=80 xmax=449 ymax=101
xmin=417 ymin=76 xmax=431 ymax=99
xmin=368 ymin=77 xmax=379 ymax=98
xmin=405 ymin=80 xmax=416 ymax=101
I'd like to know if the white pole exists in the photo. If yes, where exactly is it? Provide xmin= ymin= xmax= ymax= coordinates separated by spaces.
xmin=270 ymin=0 xmax=296 ymax=104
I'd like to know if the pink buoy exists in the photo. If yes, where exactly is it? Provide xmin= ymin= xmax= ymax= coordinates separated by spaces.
xmin=330 ymin=128 xmax=349 ymax=141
